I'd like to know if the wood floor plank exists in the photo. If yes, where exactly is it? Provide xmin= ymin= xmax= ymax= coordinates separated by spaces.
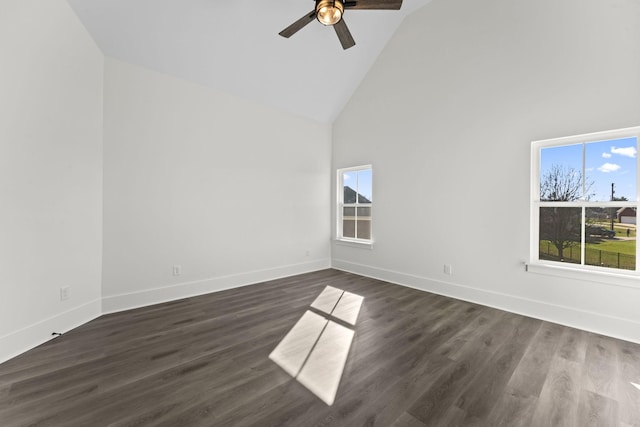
xmin=0 ymin=269 xmax=637 ymax=426
xmin=578 ymin=390 xmax=619 ymax=427
xmin=613 ymin=339 xmax=640 ymax=426
xmin=502 ymin=321 xmax=565 ymax=398
xmin=484 ymin=390 xmax=538 ymax=427
xmin=453 ymin=315 xmax=541 ymax=424
xmin=556 ymin=326 xmax=588 ymax=363
xmin=390 ymin=412 xmax=427 ymax=427
xmin=529 ymin=355 xmax=583 ymax=427
xmin=436 ymin=308 xmax=497 ymax=361
xmin=406 ymin=310 xmax=517 ymax=424
xmin=583 ymin=333 xmax=620 ymax=400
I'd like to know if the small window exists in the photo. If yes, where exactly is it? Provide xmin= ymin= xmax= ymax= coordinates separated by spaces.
xmin=531 ymin=127 xmax=640 ymax=274
xmin=337 ymin=165 xmax=372 ymax=243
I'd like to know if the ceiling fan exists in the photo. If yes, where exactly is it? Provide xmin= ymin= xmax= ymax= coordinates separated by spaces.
xmin=279 ymin=0 xmax=403 ymax=50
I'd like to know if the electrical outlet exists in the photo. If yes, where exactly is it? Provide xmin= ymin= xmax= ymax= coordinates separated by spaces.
xmin=444 ymin=264 xmax=452 ymax=275
xmin=173 ymin=265 xmax=182 ymax=276
xmin=60 ymin=286 xmax=70 ymax=301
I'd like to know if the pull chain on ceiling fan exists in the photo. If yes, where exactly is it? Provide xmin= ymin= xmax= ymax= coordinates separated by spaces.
xmin=279 ymin=0 xmax=403 ymax=50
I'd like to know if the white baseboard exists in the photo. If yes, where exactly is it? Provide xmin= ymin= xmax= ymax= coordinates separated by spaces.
xmin=332 ymin=258 xmax=640 ymax=344
xmin=1 ymin=260 xmax=330 ymax=364
xmin=102 ymin=259 xmax=332 ymax=314
xmin=0 ymin=298 xmax=102 ymax=365
xmin=6 ymin=257 xmax=635 ymax=365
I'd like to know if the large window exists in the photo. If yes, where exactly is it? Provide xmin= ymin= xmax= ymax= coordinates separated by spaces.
xmin=337 ymin=165 xmax=372 ymax=243
xmin=531 ymin=127 xmax=640 ymax=274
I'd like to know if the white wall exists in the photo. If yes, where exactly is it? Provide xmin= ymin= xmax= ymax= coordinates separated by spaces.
xmin=102 ymin=58 xmax=331 ymax=312
xmin=0 ymin=0 xmax=104 ymax=362
xmin=332 ymin=0 xmax=640 ymax=342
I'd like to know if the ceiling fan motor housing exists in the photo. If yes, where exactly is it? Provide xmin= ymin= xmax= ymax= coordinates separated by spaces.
xmin=316 ymin=0 xmax=344 ymax=26
xmin=279 ymin=0 xmax=401 ymax=50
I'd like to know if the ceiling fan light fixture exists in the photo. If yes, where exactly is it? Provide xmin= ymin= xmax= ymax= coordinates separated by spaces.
xmin=316 ymin=0 xmax=344 ymax=26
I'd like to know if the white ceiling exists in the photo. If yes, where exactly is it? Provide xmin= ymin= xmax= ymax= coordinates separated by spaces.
xmin=66 ymin=0 xmax=431 ymax=123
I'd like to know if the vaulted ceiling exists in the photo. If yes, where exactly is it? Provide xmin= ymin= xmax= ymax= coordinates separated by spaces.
xmin=66 ymin=0 xmax=431 ymax=123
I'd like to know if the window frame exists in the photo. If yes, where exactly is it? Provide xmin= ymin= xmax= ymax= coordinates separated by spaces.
xmin=337 ymin=165 xmax=373 ymax=245
xmin=530 ymin=126 xmax=640 ymax=279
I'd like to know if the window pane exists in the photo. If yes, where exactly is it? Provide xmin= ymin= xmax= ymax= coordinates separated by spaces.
xmin=343 ymin=172 xmax=357 ymax=203
xmin=343 ymin=206 xmax=355 ymax=238
xmin=357 ymin=169 xmax=372 ymax=203
xmin=539 ymin=207 xmax=581 ymax=264
xmin=540 ymin=144 xmax=583 ymax=201
xmin=356 ymin=206 xmax=371 ymax=217
xmin=585 ymin=207 xmax=636 ymax=270
xmin=343 ymin=220 xmax=355 ymax=238
xmin=585 ymin=137 xmax=637 ymax=202
xmin=343 ymin=207 xmax=355 ymax=217
xmin=356 ymin=206 xmax=371 ymax=239
xmin=356 ymin=219 xmax=371 ymax=240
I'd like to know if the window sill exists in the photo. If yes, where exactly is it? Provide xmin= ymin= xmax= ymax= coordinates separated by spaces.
xmin=334 ymin=238 xmax=373 ymax=250
xmin=526 ymin=262 xmax=640 ymax=289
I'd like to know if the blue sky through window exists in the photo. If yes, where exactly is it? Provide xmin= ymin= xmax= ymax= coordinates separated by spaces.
xmin=343 ymin=168 xmax=372 ymax=202
xmin=541 ymin=137 xmax=638 ymax=202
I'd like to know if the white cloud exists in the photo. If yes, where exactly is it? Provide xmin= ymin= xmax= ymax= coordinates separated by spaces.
xmin=602 ymin=152 xmax=612 ymax=158
xmin=598 ymin=163 xmax=621 ymax=173
xmin=611 ymin=146 xmax=637 ymax=158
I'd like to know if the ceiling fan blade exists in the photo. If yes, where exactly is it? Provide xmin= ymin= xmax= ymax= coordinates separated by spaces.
xmin=344 ymin=0 xmax=402 ymax=10
xmin=334 ymin=19 xmax=356 ymax=50
xmin=279 ymin=10 xmax=316 ymax=38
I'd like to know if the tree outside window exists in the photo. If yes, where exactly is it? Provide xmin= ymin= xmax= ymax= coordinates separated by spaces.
xmin=532 ymin=128 xmax=639 ymax=272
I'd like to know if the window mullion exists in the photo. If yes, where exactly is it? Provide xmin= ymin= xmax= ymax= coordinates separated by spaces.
xmin=581 ymin=206 xmax=586 ymax=266
xmin=582 ymin=142 xmax=586 ymax=201
xmin=355 ymin=170 xmax=360 ymax=240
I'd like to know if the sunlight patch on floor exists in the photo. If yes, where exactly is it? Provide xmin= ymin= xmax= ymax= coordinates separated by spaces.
xmin=297 ymin=318 xmax=354 ymax=405
xmin=310 ymin=285 xmax=344 ymax=315
xmin=311 ymin=285 xmax=364 ymax=325
xmin=269 ymin=311 xmax=327 ymax=378
xmin=269 ymin=286 xmax=364 ymax=405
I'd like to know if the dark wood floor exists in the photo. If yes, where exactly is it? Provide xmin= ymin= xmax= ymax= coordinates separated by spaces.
xmin=1 ymin=269 xmax=639 ymax=426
